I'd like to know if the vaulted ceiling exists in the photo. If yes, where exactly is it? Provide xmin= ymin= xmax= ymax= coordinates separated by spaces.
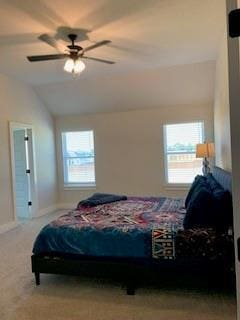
xmin=0 ymin=0 xmax=225 ymax=114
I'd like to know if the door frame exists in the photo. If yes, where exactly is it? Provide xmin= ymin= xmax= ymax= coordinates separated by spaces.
xmin=9 ymin=121 xmax=38 ymax=221
xmin=226 ymin=0 xmax=240 ymax=319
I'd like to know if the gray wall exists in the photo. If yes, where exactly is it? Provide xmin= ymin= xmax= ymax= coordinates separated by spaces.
xmin=0 ymin=73 xmax=57 ymax=226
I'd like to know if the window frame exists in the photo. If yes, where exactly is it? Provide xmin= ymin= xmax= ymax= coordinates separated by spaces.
xmin=163 ymin=121 xmax=205 ymax=188
xmin=61 ymin=130 xmax=96 ymax=189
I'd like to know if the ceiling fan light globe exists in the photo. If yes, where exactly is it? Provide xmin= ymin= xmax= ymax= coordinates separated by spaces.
xmin=74 ymin=59 xmax=85 ymax=73
xmin=64 ymin=58 xmax=75 ymax=73
xmin=63 ymin=58 xmax=85 ymax=74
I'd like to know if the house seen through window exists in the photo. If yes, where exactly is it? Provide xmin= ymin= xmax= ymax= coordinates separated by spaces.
xmin=62 ymin=131 xmax=95 ymax=186
xmin=164 ymin=122 xmax=204 ymax=184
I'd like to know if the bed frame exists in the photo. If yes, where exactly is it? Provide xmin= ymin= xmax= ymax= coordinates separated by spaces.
xmin=31 ymin=166 xmax=233 ymax=294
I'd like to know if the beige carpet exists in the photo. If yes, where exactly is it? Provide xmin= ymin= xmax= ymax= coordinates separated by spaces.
xmin=0 ymin=210 xmax=236 ymax=320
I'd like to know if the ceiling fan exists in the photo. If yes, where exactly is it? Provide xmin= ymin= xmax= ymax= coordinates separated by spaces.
xmin=27 ymin=34 xmax=115 ymax=74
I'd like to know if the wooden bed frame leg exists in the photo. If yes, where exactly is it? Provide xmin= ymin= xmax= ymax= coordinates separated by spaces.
xmin=126 ymin=286 xmax=135 ymax=295
xmin=35 ymin=272 xmax=40 ymax=286
xmin=126 ymin=282 xmax=136 ymax=295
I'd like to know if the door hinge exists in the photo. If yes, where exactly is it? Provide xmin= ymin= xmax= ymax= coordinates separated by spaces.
xmin=24 ymin=136 xmax=29 ymax=141
xmin=238 ymin=238 xmax=240 ymax=262
xmin=26 ymin=169 xmax=30 ymax=174
xmin=229 ymin=9 xmax=240 ymax=38
xmin=28 ymin=201 xmax=32 ymax=206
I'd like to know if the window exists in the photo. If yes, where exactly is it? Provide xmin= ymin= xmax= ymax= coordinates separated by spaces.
xmin=62 ymin=131 xmax=96 ymax=187
xmin=163 ymin=122 xmax=204 ymax=184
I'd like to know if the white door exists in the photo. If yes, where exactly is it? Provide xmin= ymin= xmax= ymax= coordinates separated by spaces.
xmin=13 ymin=129 xmax=30 ymax=218
xmin=226 ymin=0 xmax=240 ymax=319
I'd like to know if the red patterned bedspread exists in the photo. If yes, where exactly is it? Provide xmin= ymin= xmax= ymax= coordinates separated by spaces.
xmin=33 ymin=197 xmax=234 ymax=263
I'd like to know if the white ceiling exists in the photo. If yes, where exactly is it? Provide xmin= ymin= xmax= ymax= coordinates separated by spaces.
xmin=35 ymin=60 xmax=215 ymax=115
xmin=0 ymin=0 xmax=225 ymax=114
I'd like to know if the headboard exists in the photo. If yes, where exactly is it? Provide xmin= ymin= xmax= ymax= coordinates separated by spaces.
xmin=212 ymin=166 xmax=232 ymax=193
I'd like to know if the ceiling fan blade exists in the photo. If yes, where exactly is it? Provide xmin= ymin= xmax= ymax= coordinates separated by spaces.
xmin=27 ymin=54 xmax=67 ymax=62
xmin=82 ymin=56 xmax=115 ymax=64
xmin=83 ymin=40 xmax=111 ymax=53
xmin=38 ymin=34 xmax=66 ymax=52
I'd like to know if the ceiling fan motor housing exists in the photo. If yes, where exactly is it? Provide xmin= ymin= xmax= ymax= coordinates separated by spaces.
xmin=67 ymin=34 xmax=83 ymax=57
xmin=68 ymin=34 xmax=77 ymax=42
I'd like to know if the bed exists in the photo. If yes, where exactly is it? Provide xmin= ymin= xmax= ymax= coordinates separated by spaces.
xmin=31 ymin=167 xmax=234 ymax=294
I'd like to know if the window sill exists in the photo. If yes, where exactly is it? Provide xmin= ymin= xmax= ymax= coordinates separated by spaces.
xmin=164 ymin=184 xmax=190 ymax=191
xmin=64 ymin=184 xmax=96 ymax=191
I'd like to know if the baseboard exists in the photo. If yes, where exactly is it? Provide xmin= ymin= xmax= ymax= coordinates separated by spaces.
xmin=57 ymin=203 xmax=76 ymax=210
xmin=0 ymin=220 xmax=19 ymax=234
xmin=34 ymin=203 xmax=76 ymax=218
xmin=35 ymin=204 xmax=59 ymax=218
xmin=0 ymin=204 xmax=76 ymax=233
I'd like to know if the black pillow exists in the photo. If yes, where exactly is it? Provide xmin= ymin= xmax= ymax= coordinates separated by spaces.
xmin=184 ymin=185 xmax=216 ymax=229
xmin=185 ymin=175 xmax=206 ymax=208
xmin=206 ymin=174 xmax=233 ymax=229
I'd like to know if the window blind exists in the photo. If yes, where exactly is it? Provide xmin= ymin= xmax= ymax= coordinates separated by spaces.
xmin=62 ymin=131 xmax=95 ymax=185
xmin=164 ymin=122 xmax=204 ymax=184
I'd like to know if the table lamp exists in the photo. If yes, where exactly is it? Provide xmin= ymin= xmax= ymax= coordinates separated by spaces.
xmin=196 ymin=142 xmax=215 ymax=176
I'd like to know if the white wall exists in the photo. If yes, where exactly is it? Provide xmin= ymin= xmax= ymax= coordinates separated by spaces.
xmin=0 ymin=73 xmax=57 ymax=226
xmin=56 ymin=104 xmax=214 ymax=206
xmin=214 ymin=26 xmax=232 ymax=170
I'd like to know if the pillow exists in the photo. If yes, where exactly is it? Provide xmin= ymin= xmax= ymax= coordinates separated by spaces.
xmin=206 ymin=174 xmax=233 ymax=229
xmin=184 ymin=173 xmax=233 ymax=230
xmin=206 ymin=173 xmax=221 ymax=192
xmin=185 ymin=175 xmax=206 ymax=208
xmin=184 ymin=185 xmax=216 ymax=229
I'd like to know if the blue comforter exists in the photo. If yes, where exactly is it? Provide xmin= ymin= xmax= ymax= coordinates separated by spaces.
xmin=33 ymin=197 xmax=184 ymax=258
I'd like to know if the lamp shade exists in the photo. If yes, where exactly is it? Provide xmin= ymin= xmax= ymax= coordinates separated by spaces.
xmin=196 ymin=142 xmax=215 ymax=158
